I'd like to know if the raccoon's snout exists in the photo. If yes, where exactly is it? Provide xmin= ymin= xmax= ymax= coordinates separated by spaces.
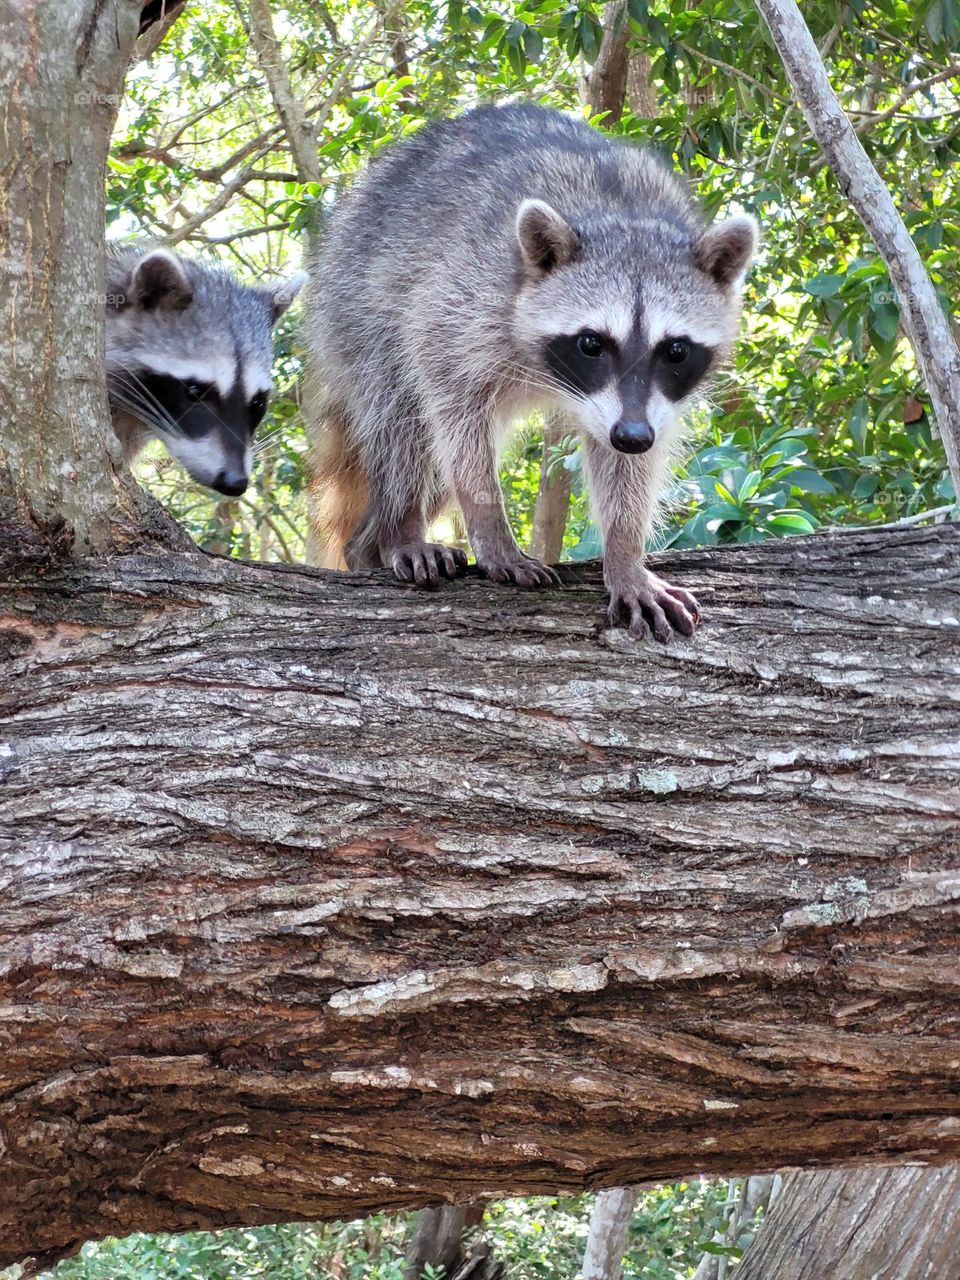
xmin=213 ymin=469 xmax=249 ymax=497
xmin=610 ymin=421 xmax=655 ymax=454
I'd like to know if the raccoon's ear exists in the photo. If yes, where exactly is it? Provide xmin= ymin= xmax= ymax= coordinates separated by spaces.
xmin=516 ymin=199 xmax=578 ymax=274
xmin=129 ymin=250 xmax=193 ymax=312
xmin=261 ymin=271 xmax=308 ymax=324
xmin=695 ymin=214 xmax=759 ymax=288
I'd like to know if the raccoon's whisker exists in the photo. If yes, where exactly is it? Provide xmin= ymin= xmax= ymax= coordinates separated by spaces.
xmin=110 ymin=390 xmax=184 ymax=441
xmin=106 ymin=382 xmax=169 ymax=431
xmin=252 ymin=423 xmax=287 ymax=454
xmin=128 ymin=371 xmax=191 ymax=438
xmin=108 ymin=373 xmax=187 ymax=440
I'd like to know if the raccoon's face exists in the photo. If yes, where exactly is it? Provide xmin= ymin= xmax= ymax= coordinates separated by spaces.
xmin=107 ymin=250 xmax=305 ymax=496
xmin=513 ymin=199 xmax=757 ymax=455
xmin=112 ymin=357 xmax=268 ymax=498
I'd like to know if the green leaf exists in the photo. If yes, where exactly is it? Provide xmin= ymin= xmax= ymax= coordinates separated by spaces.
xmin=803 ymin=272 xmax=845 ymax=297
xmin=736 ymin=524 xmax=767 ymax=543
xmin=786 ymin=467 xmax=837 ymax=495
xmin=871 ymin=302 xmax=900 ymax=341
xmin=853 ymin=474 xmax=880 ymax=499
xmin=523 ymin=26 xmax=543 ymax=62
xmin=737 ymin=469 xmax=763 ymax=502
xmin=767 ymin=513 xmax=817 ymax=533
xmin=849 ymin=397 xmax=869 ymax=450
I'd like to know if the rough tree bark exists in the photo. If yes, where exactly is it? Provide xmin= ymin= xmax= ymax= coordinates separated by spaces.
xmin=736 ymin=1165 xmax=960 ymax=1279
xmin=753 ymin=0 xmax=960 ymax=493
xmin=0 ymin=0 xmax=183 ymax=563
xmin=2 ymin=523 xmax=959 ymax=1273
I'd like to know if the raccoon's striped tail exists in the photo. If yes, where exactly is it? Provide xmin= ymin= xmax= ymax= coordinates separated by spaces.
xmin=306 ymin=398 xmax=370 ymax=571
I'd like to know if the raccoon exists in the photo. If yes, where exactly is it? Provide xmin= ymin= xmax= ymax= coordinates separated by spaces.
xmin=106 ymin=245 xmax=305 ymax=496
xmin=307 ymin=102 xmax=757 ymax=640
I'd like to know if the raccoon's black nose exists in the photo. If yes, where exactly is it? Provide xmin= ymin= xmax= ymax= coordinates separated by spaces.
xmin=610 ymin=420 xmax=655 ymax=454
xmin=213 ymin=470 xmax=249 ymax=497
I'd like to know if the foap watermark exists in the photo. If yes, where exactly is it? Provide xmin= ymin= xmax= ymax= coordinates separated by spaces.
xmin=682 ymin=84 xmax=716 ymax=108
xmin=79 ymin=290 xmax=128 ymax=308
xmin=74 ymin=90 xmax=120 ymax=107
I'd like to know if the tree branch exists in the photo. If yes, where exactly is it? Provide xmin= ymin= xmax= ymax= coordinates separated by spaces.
xmin=242 ymin=0 xmax=322 ymax=185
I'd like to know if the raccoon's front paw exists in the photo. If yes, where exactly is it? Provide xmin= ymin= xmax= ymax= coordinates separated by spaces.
xmin=606 ymin=567 xmax=701 ymax=643
xmin=389 ymin=541 xmax=468 ymax=587
xmin=477 ymin=553 xmax=561 ymax=589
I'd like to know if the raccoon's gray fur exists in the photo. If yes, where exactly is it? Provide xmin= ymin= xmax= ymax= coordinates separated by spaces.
xmin=307 ymin=102 xmax=756 ymax=639
xmin=106 ymin=245 xmax=305 ymax=496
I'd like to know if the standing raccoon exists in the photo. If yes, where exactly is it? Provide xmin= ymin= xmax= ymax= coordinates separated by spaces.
xmin=106 ymin=245 xmax=304 ymax=496
xmin=308 ymin=103 xmax=757 ymax=640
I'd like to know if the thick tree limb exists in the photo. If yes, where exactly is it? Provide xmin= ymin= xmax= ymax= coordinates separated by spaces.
xmin=136 ymin=0 xmax=189 ymax=60
xmin=1 ymin=526 xmax=959 ymax=1271
xmin=753 ymin=0 xmax=960 ymax=494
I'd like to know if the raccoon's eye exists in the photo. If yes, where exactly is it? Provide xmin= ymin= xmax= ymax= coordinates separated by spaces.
xmin=184 ymin=380 xmax=210 ymax=400
xmin=665 ymin=339 xmax=689 ymax=364
xmin=577 ymin=332 xmax=604 ymax=358
xmin=249 ymin=391 xmax=268 ymax=425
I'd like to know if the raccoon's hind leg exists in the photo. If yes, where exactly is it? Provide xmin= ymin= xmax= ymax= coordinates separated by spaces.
xmin=436 ymin=404 xmax=560 ymax=589
xmin=343 ymin=507 xmax=386 ymax=570
xmin=356 ymin=400 xmax=467 ymax=587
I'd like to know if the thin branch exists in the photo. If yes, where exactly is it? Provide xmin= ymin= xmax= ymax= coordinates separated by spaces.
xmin=242 ymin=0 xmax=322 ymax=184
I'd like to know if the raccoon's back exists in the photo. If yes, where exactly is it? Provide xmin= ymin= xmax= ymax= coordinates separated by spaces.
xmin=313 ymin=103 xmax=691 ymax=330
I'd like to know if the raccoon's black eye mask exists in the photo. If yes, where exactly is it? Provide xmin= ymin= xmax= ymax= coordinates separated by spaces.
xmin=544 ymin=329 xmax=714 ymax=402
xmin=125 ymin=370 xmax=266 ymax=440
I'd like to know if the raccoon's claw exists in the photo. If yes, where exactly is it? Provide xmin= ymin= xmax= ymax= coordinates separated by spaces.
xmin=478 ymin=554 xmax=561 ymax=589
xmin=606 ymin=569 xmax=701 ymax=643
xmin=389 ymin=542 xmax=468 ymax=587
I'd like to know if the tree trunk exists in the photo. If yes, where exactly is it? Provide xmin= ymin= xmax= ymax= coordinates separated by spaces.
xmin=736 ymin=1165 xmax=960 ymax=1279
xmin=404 ymin=1203 xmax=503 ymax=1280
xmin=584 ymin=1 xmax=631 ymax=123
xmin=2 ymin=523 xmax=959 ymax=1273
xmin=753 ymin=0 xmax=960 ymax=495
xmin=581 ymin=1188 xmax=639 ymax=1280
xmin=529 ymin=416 xmax=573 ymax=564
xmin=0 ymin=0 xmax=180 ymax=561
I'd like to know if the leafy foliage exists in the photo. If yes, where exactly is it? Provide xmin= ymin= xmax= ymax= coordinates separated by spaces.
xmin=115 ymin=0 xmax=957 ymax=559
xmin=20 ymin=1184 xmax=741 ymax=1280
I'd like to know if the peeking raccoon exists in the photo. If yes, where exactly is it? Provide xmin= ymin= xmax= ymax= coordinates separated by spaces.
xmin=106 ymin=246 xmax=305 ymax=496
xmin=307 ymin=103 xmax=757 ymax=641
